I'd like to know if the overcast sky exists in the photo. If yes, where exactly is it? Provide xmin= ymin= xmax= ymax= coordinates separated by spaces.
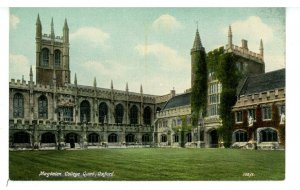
xmin=9 ymin=8 xmax=285 ymax=95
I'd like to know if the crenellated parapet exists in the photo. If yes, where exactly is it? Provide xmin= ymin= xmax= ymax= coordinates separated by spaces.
xmin=226 ymin=44 xmax=264 ymax=64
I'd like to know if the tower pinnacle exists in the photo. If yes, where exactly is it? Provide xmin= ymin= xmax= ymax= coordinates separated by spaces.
xmin=36 ymin=14 xmax=42 ymax=38
xmin=94 ymin=77 xmax=97 ymax=88
xmin=228 ymin=25 xmax=233 ymax=48
xmin=192 ymin=29 xmax=203 ymax=51
xmin=51 ymin=18 xmax=55 ymax=39
xmin=74 ymin=73 xmax=77 ymax=86
xmin=259 ymin=39 xmax=264 ymax=58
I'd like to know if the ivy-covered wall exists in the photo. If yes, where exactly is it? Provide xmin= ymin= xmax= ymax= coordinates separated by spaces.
xmin=207 ymin=48 xmax=242 ymax=148
xmin=191 ymin=49 xmax=207 ymax=127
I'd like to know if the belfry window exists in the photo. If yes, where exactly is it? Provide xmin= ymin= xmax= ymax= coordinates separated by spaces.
xmin=13 ymin=93 xmax=24 ymax=118
xmin=80 ymin=100 xmax=90 ymax=123
xmin=130 ymin=105 xmax=138 ymax=125
xmin=115 ymin=104 xmax=124 ymax=124
xmin=54 ymin=50 xmax=61 ymax=67
xmin=41 ymin=48 xmax=49 ymax=67
xmin=143 ymin=106 xmax=151 ymax=125
xmin=99 ymin=102 xmax=108 ymax=124
xmin=38 ymin=95 xmax=48 ymax=119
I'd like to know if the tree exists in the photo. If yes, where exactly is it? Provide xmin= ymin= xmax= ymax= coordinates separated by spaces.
xmin=172 ymin=115 xmax=192 ymax=148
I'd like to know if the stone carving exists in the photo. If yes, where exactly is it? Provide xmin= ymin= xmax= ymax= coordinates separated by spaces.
xmin=248 ymin=115 xmax=253 ymax=127
xmin=280 ymin=113 xmax=285 ymax=125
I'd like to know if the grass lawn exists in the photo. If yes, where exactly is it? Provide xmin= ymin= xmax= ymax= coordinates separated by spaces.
xmin=9 ymin=148 xmax=285 ymax=180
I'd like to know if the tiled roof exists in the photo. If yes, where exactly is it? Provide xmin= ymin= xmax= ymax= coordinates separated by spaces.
xmin=239 ymin=68 xmax=285 ymax=95
xmin=162 ymin=93 xmax=191 ymax=110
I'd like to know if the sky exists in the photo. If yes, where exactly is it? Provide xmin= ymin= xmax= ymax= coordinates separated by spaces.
xmin=9 ymin=8 xmax=285 ymax=95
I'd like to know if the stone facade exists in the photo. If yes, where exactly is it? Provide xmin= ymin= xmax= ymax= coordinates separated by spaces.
xmin=9 ymin=16 xmax=284 ymax=150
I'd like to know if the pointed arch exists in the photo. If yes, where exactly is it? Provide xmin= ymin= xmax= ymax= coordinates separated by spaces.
xmin=80 ymin=100 xmax=90 ymax=122
xmin=54 ymin=49 xmax=61 ymax=67
xmin=99 ymin=102 xmax=108 ymax=124
xmin=143 ymin=106 xmax=152 ymax=125
xmin=130 ymin=105 xmax=138 ymax=125
xmin=41 ymin=48 xmax=49 ymax=67
xmin=13 ymin=93 xmax=24 ymax=118
xmin=38 ymin=95 xmax=48 ymax=119
xmin=115 ymin=104 xmax=124 ymax=124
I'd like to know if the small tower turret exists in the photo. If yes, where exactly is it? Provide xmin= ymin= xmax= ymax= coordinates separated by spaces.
xmin=191 ymin=28 xmax=205 ymax=88
xmin=126 ymin=82 xmax=129 ymax=92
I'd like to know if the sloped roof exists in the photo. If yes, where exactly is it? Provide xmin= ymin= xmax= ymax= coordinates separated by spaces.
xmin=162 ymin=93 xmax=191 ymax=110
xmin=239 ymin=68 xmax=285 ymax=95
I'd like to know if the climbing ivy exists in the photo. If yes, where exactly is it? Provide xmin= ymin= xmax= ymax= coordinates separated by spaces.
xmin=191 ymin=49 xmax=207 ymax=127
xmin=207 ymin=49 xmax=242 ymax=148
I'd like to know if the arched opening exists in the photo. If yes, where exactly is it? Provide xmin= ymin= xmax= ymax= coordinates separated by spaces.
xmin=65 ymin=133 xmax=79 ymax=148
xmin=41 ymin=132 xmax=56 ymax=143
xmin=38 ymin=95 xmax=48 ymax=119
xmin=13 ymin=132 xmax=30 ymax=144
xmin=260 ymin=128 xmax=278 ymax=142
xmin=99 ymin=102 xmax=108 ymax=124
xmin=234 ymin=130 xmax=248 ymax=142
xmin=130 ymin=105 xmax=138 ymax=125
xmin=108 ymin=133 xmax=118 ymax=143
xmin=58 ymin=107 xmax=73 ymax=122
xmin=161 ymin=134 xmax=167 ymax=143
xmin=126 ymin=134 xmax=135 ymax=143
xmin=80 ymin=100 xmax=90 ymax=122
xmin=173 ymin=134 xmax=179 ymax=143
xmin=13 ymin=93 xmax=24 ymax=118
xmin=209 ymin=129 xmax=218 ymax=148
xmin=88 ymin=133 xmax=99 ymax=143
xmin=186 ymin=133 xmax=192 ymax=142
xmin=143 ymin=106 xmax=152 ymax=125
xmin=142 ymin=134 xmax=151 ymax=144
xmin=115 ymin=104 xmax=124 ymax=124
xmin=41 ymin=48 xmax=49 ymax=67
xmin=54 ymin=49 xmax=61 ymax=67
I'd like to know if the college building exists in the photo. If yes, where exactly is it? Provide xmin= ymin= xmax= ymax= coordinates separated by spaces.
xmin=9 ymin=15 xmax=285 ymax=150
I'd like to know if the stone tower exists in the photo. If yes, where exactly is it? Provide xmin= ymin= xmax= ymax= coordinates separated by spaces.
xmin=190 ymin=28 xmax=205 ymax=88
xmin=35 ymin=14 xmax=70 ymax=86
